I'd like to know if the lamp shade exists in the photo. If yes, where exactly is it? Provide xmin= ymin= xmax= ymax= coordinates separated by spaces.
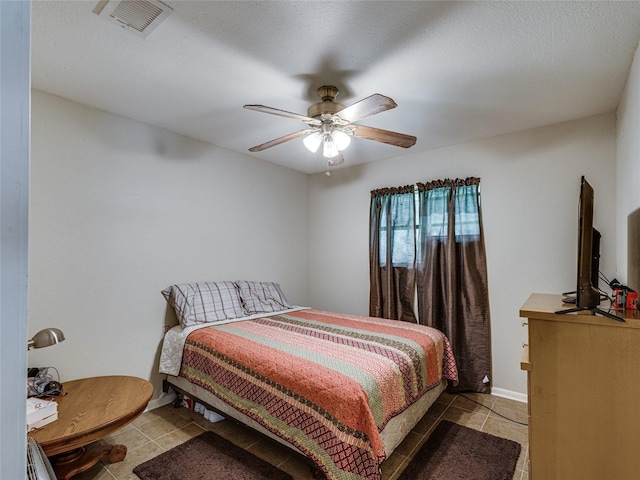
xmin=303 ymin=132 xmax=322 ymax=153
xmin=28 ymin=328 xmax=65 ymax=350
xmin=331 ymin=129 xmax=351 ymax=151
xmin=322 ymin=137 xmax=339 ymax=158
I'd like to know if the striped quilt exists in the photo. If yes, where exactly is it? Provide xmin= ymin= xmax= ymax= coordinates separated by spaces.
xmin=179 ymin=309 xmax=457 ymax=480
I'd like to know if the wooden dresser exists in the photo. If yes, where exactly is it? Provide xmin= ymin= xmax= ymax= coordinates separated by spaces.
xmin=520 ymin=293 xmax=640 ymax=480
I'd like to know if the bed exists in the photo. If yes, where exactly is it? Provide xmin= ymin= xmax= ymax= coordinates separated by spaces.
xmin=159 ymin=280 xmax=457 ymax=480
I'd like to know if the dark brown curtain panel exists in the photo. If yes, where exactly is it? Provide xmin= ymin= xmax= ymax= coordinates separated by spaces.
xmin=369 ymin=186 xmax=417 ymax=323
xmin=416 ymin=178 xmax=491 ymax=393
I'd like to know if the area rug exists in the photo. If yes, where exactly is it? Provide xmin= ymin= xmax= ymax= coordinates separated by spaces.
xmin=398 ymin=420 xmax=522 ymax=480
xmin=133 ymin=431 xmax=293 ymax=480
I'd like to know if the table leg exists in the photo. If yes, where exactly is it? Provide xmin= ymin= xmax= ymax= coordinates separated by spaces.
xmin=51 ymin=443 xmax=127 ymax=480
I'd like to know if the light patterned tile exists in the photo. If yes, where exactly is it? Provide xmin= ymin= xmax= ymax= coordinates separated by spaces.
xmin=391 ymin=430 xmax=424 ymax=458
xmin=435 ymin=391 xmax=457 ymax=405
xmin=440 ymin=405 xmax=487 ymax=430
xmin=132 ymin=406 xmax=187 ymax=429
xmin=172 ymin=405 xmax=206 ymax=422
xmin=246 ymin=438 xmax=292 ymax=467
xmin=514 ymin=444 xmax=528 ymax=478
xmin=201 ymin=416 xmax=232 ymax=433
xmin=103 ymin=427 xmax=152 ymax=452
xmin=103 ymin=441 xmax=164 ymax=479
xmin=71 ymin=463 xmax=116 ymax=480
xmin=453 ymin=392 xmax=496 ymax=412
xmin=111 ymin=422 xmax=135 ymax=435
xmin=207 ymin=419 xmax=263 ymax=449
xmin=278 ymin=454 xmax=317 ymax=480
xmin=134 ymin=412 xmax=191 ymax=440
xmin=191 ymin=411 xmax=226 ymax=429
xmin=489 ymin=396 xmax=529 ymax=425
xmin=154 ymin=422 xmax=206 ymax=451
xmin=423 ymin=400 xmax=448 ymax=419
xmin=412 ymin=412 xmax=437 ymax=435
xmin=120 ymin=474 xmax=142 ymax=480
xmin=131 ymin=410 xmax=160 ymax=428
xmin=481 ymin=416 xmax=529 ymax=446
xmin=381 ymin=450 xmax=408 ymax=480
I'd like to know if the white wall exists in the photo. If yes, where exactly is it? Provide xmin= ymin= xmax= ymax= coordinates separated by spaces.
xmin=28 ymin=91 xmax=309 ymax=405
xmin=26 ymin=88 xmax=622 ymax=401
xmin=309 ymin=114 xmax=617 ymax=396
xmin=617 ymin=38 xmax=640 ymax=285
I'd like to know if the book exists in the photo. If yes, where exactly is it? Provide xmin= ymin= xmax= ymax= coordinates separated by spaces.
xmin=26 ymin=397 xmax=57 ymax=427
xmin=28 ymin=411 xmax=58 ymax=432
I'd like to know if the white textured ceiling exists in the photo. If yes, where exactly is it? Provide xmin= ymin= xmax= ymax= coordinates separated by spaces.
xmin=32 ymin=1 xmax=640 ymax=174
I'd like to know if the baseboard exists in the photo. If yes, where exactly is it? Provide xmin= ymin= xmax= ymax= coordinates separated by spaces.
xmin=491 ymin=387 xmax=527 ymax=404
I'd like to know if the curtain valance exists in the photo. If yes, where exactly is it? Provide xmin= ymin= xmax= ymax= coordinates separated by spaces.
xmin=371 ymin=177 xmax=481 ymax=197
xmin=417 ymin=176 xmax=480 ymax=192
xmin=370 ymin=185 xmax=415 ymax=198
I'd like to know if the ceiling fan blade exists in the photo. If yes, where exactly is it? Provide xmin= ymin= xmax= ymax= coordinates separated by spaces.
xmin=337 ymin=94 xmax=397 ymax=123
xmin=248 ymin=130 xmax=308 ymax=152
xmin=244 ymin=104 xmax=319 ymax=124
xmin=351 ymin=124 xmax=417 ymax=148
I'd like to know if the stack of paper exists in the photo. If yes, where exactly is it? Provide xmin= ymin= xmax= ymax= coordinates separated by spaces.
xmin=26 ymin=397 xmax=58 ymax=432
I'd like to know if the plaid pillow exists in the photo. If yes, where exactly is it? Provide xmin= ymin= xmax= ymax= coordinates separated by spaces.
xmin=236 ymin=280 xmax=292 ymax=314
xmin=162 ymin=281 xmax=246 ymax=328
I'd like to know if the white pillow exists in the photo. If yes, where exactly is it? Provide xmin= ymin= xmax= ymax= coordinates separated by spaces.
xmin=236 ymin=281 xmax=292 ymax=314
xmin=162 ymin=281 xmax=246 ymax=328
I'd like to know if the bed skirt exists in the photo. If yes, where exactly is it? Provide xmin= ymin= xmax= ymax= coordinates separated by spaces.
xmin=164 ymin=375 xmax=446 ymax=459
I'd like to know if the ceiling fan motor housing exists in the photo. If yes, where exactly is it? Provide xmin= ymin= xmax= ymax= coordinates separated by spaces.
xmin=307 ymin=101 xmax=345 ymax=119
xmin=307 ymin=85 xmax=344 ymax=118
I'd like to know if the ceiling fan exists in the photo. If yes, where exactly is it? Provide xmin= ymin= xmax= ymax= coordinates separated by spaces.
xmin=244 ymin=85 xmax=417 ymax=168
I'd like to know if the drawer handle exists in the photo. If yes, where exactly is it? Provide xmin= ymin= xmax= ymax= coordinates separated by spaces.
xmin=522 ymin=342 xmax=528 ymax=348
xmin=522 ymin=320 xmax=528 ymax=327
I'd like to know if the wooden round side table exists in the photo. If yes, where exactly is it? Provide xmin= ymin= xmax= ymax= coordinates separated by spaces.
xmin=29 ymin=375 xmax=153 ymax=480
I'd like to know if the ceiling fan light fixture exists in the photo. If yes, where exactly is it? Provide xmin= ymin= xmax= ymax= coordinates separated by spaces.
xmin=331 ymin=129 xmax=351 ymax=151
xmin=322 ymin=136 xmax=339 ymax=158
xmin=303 ymin=131 xmax=322 ymax=153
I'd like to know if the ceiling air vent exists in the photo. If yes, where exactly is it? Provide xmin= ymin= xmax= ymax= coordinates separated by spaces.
xmin=93 ymin=0 xmax=173 ymax=38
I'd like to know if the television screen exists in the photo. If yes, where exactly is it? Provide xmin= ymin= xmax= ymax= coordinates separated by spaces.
xmin=576 ymin=177 xmax=600 ymax=309
xmin=556 ymin=176 xmax=623 ymax=322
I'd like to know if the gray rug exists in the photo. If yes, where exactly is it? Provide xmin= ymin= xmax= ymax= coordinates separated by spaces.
xmin=133 ymin=431 xmax=293 ymax=480
xmin=398 ymin=420 xmax=522 ymax=480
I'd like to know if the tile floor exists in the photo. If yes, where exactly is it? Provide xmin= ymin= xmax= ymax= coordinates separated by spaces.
xmin=73 ymin=391 xmax=529 ymax=480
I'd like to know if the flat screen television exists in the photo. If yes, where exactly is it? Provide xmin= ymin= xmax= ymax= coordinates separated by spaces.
xmin=556 ymin=176 xmax=623 ymax=322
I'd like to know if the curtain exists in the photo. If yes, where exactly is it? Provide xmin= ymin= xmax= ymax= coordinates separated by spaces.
xmin=369 ymin=186 xmax=417 ymax=323
xmin=416 ymin=178 xmax=491 ymax=393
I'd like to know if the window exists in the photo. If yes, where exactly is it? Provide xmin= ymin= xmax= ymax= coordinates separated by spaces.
xmin=377 ymin=191 xmax=415 ymax=267
xmin=421 ymin=185 xmax=481 ymax=239
xmin=377 ymin=185 xmax=480 ymax=267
